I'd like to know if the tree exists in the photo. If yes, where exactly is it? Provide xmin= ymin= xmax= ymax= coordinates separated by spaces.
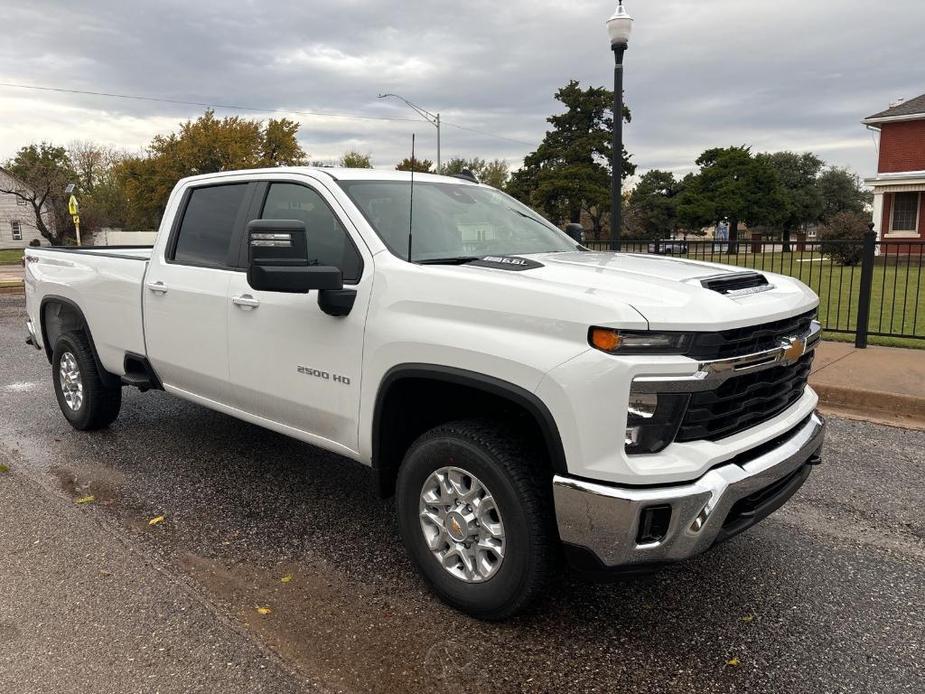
xmin=1 ymin=143 xmax=75 ymax=243
xmin=625 ymin=170 xmax=682 ymax=239
xmin=340 ymin=151 xmax=373 ymax=168
xmin=819 ymin=211 xmax=869 ymax=265
xmin=114 ymin=110 xmax=308 ymax=229
xmin=677 ymin=146 xmax=783 ymax=253
xmin=442 ymin=157 xmax=510 ymax=188
xmin=395 ymin=157 xmax=434 ymax=173
xmin=67 ymin=141 xmax=130 ymax=231
xmin=507 ymin=80 xmax=634 ymax=238
xmin=758 ymin=151 xmax=824 ymax=252
xmin=817 ymin=166 xmax=871 ymax=222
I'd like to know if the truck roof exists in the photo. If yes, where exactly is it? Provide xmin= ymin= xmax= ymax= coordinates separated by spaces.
xmin=176 ymin=167 xmax=479 ymax=186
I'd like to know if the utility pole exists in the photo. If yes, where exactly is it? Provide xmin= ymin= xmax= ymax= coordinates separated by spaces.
xmin=378 ymin=93 xmax=441 ymax=173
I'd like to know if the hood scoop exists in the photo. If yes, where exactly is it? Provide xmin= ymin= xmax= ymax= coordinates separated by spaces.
xmin=700 ymin=272 xmax=772 ymax=296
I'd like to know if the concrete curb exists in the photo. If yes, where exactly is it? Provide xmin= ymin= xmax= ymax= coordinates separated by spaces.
xmin=0 ymin=281 xmax=24 ymax=295
xmin=812 ymin=382 xmax=925 ymax=430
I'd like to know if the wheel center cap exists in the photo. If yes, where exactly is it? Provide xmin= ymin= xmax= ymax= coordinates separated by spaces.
xmin=446 ymin=511 xmax=468 ymax=542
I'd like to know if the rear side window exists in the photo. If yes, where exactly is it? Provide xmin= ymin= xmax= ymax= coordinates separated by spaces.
xmin=260 ymin=183 xmax=363 ymax=282
xmin=173 ymin=184 xmax=248 ymax=267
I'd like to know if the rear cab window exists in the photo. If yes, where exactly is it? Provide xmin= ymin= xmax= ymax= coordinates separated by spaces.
xmin=171 ymin=184 xmax=249 ymax=268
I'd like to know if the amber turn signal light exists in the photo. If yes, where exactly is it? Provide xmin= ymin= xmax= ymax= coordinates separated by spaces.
xmin=589 ymin=327 xmax=623 ymax=353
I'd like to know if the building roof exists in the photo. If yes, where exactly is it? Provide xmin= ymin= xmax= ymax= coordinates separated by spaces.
xmin=864 ymin=93 xmax=925 ymax=124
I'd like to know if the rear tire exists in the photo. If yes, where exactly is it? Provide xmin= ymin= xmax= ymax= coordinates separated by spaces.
xmin=52 ymin=331 xmax=122 ymax=430
xmin=396 ymin=419 xmax=556 ymax=620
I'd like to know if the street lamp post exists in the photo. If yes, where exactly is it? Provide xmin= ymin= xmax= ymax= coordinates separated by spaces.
xmin=378 ymin=93 xmax=441 ymax=173
xmin=607 ymin=2 xmax=633 ymax=251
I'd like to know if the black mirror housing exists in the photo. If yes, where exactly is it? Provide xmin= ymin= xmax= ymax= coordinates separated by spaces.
xmin=246 ymin=219 xmax=344 ymax=293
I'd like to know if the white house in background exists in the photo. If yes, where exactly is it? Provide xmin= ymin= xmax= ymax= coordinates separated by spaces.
xmin=0 ymin=167 xmax=52 ymax=250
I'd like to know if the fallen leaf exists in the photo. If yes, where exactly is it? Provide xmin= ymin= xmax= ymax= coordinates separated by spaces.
xmin=148 ymin=515 xmax=165 ymax=526
xmin=75 ymin=495 xmax=95 ymax=505
xmin=726 ymin=657 xmax=741 ymax=667
xmin=740 ymin=614 xmax=754 ymax=623
xmin=0 ymin=464 xmax=9 ymax=473
xmin=280 ymin=574 xmax=293 ymax=584
xmin=256 ymin=606 xmax=272 ymax=615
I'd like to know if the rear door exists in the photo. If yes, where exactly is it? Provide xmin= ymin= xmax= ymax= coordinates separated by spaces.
xmin=226 ymin=178 xmax=372 ymax=454
xmin=143 ymin=181 xmax=253 ymax=405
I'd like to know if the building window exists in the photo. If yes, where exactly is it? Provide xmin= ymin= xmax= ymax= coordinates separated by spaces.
xmin=16 ymin=193 xmax=28 ymax=206
xmin=11 ymin=221 xmax=23 ymax=241
xmin=891 ymin=192 xmax=920 ymax=232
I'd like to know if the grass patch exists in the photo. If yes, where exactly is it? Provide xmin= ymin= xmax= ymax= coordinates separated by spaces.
xmin=0 ymin=249 xmax=25 ymax=265
xmin=0 ymin=464 xmax=9 ymax=474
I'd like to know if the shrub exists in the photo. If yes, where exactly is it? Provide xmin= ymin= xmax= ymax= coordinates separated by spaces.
xmin=29 ymin=238 xmax=41 ymax=247
xmin=819 ymin=211 xmax=869 ymax=265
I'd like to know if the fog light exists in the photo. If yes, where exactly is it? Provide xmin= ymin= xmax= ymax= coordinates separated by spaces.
xmin=637 ymin=505 xmax=672 ymax=545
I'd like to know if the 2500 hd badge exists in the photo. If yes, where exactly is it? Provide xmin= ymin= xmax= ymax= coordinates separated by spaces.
xmin=297 ymin=365 xmax=351 ymax=385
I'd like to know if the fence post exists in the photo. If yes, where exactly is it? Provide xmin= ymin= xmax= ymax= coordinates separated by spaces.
xmin=854 ymin=224 xmax=877 ymax=349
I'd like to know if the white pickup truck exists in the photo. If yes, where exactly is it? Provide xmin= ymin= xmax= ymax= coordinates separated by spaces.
xmin=24 ymin=167 xmax=825 ymax=619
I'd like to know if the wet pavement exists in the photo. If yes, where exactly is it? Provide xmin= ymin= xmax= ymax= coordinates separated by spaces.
xmin=1 ymin=294 xmax=923 ymax=693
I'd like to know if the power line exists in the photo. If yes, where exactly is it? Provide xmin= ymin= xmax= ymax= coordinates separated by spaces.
xmin=0 ymin=81 xmax=419 ymax=124
xmin=0 ymin=80 xmax=538 ymax=149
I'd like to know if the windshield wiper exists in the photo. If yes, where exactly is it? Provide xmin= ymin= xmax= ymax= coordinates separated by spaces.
xmin=416 ymin=256 xmax=483 ymax=265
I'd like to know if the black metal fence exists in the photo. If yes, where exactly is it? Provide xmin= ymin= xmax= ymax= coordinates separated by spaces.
xmin=583 ymin=231 xmax=925 ymax=347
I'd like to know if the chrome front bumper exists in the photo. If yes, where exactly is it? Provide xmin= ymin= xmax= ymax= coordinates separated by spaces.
xmin=553 ymin=412 xmax=825 ymax=569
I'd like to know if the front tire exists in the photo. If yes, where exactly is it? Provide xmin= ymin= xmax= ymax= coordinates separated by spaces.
xmin=396 ymin=419 xmax=556 ymax=620
xmin=52 ymin=331 xmax=122 ymax=430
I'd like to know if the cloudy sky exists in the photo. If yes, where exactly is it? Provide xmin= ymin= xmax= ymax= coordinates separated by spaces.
xmin=0 ymin=0 xmax=922 ymax=180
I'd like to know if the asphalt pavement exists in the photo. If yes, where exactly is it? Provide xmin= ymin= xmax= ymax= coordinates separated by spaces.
xmin=1 ymin=294 xmax=923 ymax=693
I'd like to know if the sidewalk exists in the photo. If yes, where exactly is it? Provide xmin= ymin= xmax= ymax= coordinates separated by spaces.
xmin=811 ymin=341 xmax=925 ymax=429
xmin=0 ymin=265 xmax=24 ymax=294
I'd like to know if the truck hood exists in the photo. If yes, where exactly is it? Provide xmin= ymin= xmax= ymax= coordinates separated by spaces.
xmin=471 ymin=251 xmax=819 ymax=331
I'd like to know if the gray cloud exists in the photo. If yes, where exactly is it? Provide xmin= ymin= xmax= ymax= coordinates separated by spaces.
xmin=0 ymin=0 xmax=921 ymax=179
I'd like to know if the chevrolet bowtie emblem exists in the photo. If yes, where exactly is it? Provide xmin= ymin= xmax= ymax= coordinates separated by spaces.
xmin=781 ymin=336 xmax=806 ymax=363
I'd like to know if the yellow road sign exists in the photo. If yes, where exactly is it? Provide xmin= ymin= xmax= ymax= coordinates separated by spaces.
xmin=68 ymin=195 xmax=79 ymax=216
xmin=71 ymin=215 xmax=80 ymax=226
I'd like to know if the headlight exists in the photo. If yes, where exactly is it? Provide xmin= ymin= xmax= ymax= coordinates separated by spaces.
xmin=589 ymin=327 xmax=691 ymax=355
xmin=625 ymin=389 xmax=689 ymax=454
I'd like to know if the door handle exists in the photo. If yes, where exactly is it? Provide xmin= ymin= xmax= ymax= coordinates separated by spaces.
xmin=146 ymin=281 xmax=168 ymax=294
xmin=232 ymin=294 xmax=260 ymax=309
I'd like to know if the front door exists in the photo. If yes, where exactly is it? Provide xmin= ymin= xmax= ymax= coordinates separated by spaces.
xmin=144 ymin=182 xmax=252 ymax=405
xmin=226 ymin=179 xmax=372 ymax=455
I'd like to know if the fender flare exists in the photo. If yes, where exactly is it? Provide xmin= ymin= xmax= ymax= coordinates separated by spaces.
xmin=39 ymin=295 xmax=120 ymax=388
xmin=372 ymin=363 xmax=568 ymax=475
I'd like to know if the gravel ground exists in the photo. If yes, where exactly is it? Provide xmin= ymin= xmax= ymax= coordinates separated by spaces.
xmin=1 ymin=294 xmax=923 ymax=693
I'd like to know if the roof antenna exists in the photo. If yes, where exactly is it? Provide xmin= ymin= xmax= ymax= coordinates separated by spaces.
xmin=407 ymin=133 xmax=415 ymax=262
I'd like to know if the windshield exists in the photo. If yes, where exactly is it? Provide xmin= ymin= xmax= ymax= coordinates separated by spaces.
xmin=337 ymin=180 xmax=578 ymax=262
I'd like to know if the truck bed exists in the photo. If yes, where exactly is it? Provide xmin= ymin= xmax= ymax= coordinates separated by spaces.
xmin=25 ymin=246 xmax=151 ymax=376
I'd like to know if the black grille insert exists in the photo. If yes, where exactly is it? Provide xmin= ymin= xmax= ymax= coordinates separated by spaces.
xmin=676 ymin=353 xmax=814 ymax=442
xmin=686 ymin=310 xmax=817 ymax=361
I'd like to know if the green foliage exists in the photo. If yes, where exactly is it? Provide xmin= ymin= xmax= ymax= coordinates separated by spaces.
xmin=395 ymin=157 xmax=434 ymax=173
xmin=114 ymin=110 xmax=307 ymax=229
xmin=757 ymin=151 xmax=824 ymax=243
xmin=817 ymin=166 xmax=871 ymax=221
xmin=677 ymin=146 xmax=783 ymax=250
xmin=819 ymin=211 xmax=869 ymax=265
xmin=507 ymin=80 xmax=634 ymax=236
xmin=1 ymin=142 xmax=76 ymax=243
xmin=626 ymin=170 xmax=683 ymax=239
xmin=442 ymin=157 xmax=510 ymax=188
xmin=340 ymin=151 xmax=373 ymax=168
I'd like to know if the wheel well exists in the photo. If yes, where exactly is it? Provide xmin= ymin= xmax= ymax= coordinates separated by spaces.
xmin=40 ymin=298 xmax=120 ymax=387
xmin=372 ymin=368 xmax=566 ymax=497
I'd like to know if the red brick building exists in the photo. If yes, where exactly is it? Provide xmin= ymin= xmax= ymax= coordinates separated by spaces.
xmin=864 ymin=93 xmax=925 ymax=241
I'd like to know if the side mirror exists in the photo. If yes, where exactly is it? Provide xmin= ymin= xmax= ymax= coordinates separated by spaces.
xmin=564 ymin=223 xmax=585 ymax=243
xmin=246 ymin=219 xmax=343 ymax=293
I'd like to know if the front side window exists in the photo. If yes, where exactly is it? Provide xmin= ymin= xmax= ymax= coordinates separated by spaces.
xmin=891 ymin=192 xmax=920 ymax=232
xmin=337 ymin=181 xmax=577 ymax=262
xmin=11 ymin=220 xmax=22 ymax=241
xmin=260 ymin=183 xmax=362 ymax=282
xmin=173 ymin=184 xmax=248 ymax=267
